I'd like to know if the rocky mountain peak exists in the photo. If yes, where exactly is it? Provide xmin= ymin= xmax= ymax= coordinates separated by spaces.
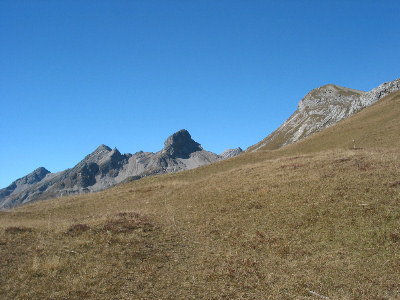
xmin=163 ymin=129 xmax=203 ymax=158
xmin=23 ymin=167 xmax=50 ymax=185
xmin=71 ymin=144 xmax=113 ymax=172
xmin=33 ymin=166 xmax=50 ymax=176
xmin=110 ymin=147 xmax=121 ymax=157
xmin=0 ymin=166 xmax=51 ymax=204
xmin=220 ymin=147 xmax=243 ymax=159
xmin=248 ymin=78 xmax=400 ymax=152
xmin=102 ymin=147 xmax=126 ymax=165
xmin=86 ymin=144 xmax=111 ymax=159
xmin=95 ymin=144 xmax=112 ymax=153
xmin=298 ymin=84 xmax=365 ymax=112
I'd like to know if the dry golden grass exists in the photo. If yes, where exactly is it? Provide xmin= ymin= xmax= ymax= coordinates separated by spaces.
xmin=1 ymin=92 xmax=400 ymax=299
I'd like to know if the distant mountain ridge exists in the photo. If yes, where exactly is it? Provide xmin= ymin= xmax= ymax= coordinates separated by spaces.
xmin=4 ymin=78 xmax=399 ymax=209
xmin=248 ymin=78 xmax=400 ymax=151
xmin=0 ymin=167 xmax=50 ymax=200
xmin=0 ymin=130 xmax=240 ymax=209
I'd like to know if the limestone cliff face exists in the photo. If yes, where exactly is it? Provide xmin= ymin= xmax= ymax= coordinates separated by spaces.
xmin=359 ymin=79 xmax=400 ymax=107
xmin=0 ymin=130 xmax=223 ymax=209
xmin=248 ymin=78 xmax=400 ymax=152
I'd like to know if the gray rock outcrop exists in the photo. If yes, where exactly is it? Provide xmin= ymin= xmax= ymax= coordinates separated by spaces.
xmin=248 ymin=78 xmax=400 ymax=151
xmin=0 ymin=130 xmax=222 ymax=209
xmin=220 ymin=147 xmax=243 ymax=159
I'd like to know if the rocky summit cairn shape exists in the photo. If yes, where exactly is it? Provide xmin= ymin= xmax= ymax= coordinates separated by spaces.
xmin=0 ymin=129 xmax=241 ymax=209
xmin=248 ymin=78 xmax=400 ymax=151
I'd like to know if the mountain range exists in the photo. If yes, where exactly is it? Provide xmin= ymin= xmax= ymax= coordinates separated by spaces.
xmin=2 ymin=78 xmax=399 ymax=209
xmin=0 ymin=130 xmax=242 ymax=209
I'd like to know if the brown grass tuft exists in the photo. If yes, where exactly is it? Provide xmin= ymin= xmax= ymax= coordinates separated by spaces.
xmin=103 ymin=212 xmax=153 ymax=233
xmin=5 ymin=226 xmax=33 ymax=234
xmin=64 ymin=223 xmax=90 ymax=236
xmin=389 ymin=181 xmax=400 ymax=188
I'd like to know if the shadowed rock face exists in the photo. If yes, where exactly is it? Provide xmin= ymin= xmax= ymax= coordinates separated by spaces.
xmin=163 ymin=129 xmax=203 ymax=158
xmin=1 ymin=130 xmax=239 ymax=209
xmin=248 ymin=78 xmax=400 ymax=152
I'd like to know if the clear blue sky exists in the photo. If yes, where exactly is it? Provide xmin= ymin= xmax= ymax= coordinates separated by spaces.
xmin=1 ymin=0 xmax=399 ymax=187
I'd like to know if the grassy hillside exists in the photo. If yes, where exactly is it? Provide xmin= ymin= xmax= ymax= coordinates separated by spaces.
xmin=1 ymin=92 xmax=400 ymax=299
xmin=246 ymin=84 xmax=366 ymax=152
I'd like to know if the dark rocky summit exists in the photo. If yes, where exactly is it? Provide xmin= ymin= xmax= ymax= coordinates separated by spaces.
xmin=162 ymin=129 xmax=203 ymax=158
xmin=0 ymin=130 xmax=241 ymax=209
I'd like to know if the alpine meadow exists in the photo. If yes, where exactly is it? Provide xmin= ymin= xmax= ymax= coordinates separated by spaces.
xmin=1 ymin=86 xmax=400 ymax=299
xmin=1 ymin=2 xmax=400 ymax=299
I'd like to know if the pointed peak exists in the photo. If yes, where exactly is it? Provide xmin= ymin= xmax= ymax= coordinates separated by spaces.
xmin=109 ymin=147 xmax=122 ymax=158
xmin=163 ymin=129 xmax=203 ymax=158
xmin=76 ymin=144 xmax=113 ymax=167
xmin=96 ymin=144 xmax=112 ymax=152
xmin=164 ymin=129 xmax=192 ymax=146
xmin=33 ymin=167 xmax=51 ymax=176
xmin=19 ymin=167 xmax=50 ymax=185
